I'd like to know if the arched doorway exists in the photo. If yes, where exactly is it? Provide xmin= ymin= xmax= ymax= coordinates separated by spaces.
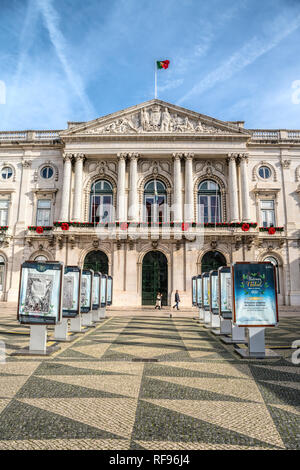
xmin=201 ymin=251 xmax=227 ymax=273
xmin=84 ymin=250 xmax=108 ymax=274
xmin=142 ymin=251 xmax=168 ymax=306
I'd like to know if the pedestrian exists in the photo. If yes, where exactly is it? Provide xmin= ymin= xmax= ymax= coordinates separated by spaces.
xmin=155 ymin=292 xmax=162 ymax=310
xmin=173 ymin=290 xmax=180 ymax=310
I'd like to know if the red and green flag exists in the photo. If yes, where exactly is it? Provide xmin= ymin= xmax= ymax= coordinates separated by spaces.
xmin=157 ymin=60 xmax=170 ymax=69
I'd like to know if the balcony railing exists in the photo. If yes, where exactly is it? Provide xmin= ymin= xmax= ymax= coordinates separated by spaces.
xmin=0 ymin=130 xmax=61 ymax=142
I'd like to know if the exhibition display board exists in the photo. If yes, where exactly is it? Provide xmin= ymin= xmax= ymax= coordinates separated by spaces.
xmin=92 ymin=272 xmax=100 ymax=310
xmin=80 ymin=269 xmax=93 ymax=313
xmin=196 ymin=275 xmax=202 ymax=307
xmin=107 ymin=276 xmax=113 ymax=306
xmin=218 ymin=266 xmax=232 ymax=319
xmin=18 ymin=261 xmax=63 ymax=325
xmin=100 ymin=274 xmax=108 ymax=307
xmin=192 ymin=276 xmax=197 ymax=306
xmin=232 ymin=262 xmax=279 ymax=327
xmin=209 ymin=270 xmax=219 ymax=314
xmin=62 ymin=266 xmax=81 ymax=318
xmin=202 ymin=272 xmax=210 ymax=310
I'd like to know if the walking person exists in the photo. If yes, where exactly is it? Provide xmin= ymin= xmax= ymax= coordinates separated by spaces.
xmin=155 ymin=292 xmax=162 ymax=310
xmin=173 ymin=290 xmax=180 ymax=310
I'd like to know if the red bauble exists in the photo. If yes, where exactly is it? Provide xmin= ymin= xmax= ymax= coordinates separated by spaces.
xmin=36 ymin=226 xmax=43 ymax=234
xmin=120 ymin=222 xmax=128 ymax=230
xmin=242 ymin=223 xmax=250 ymax=232
xmin=268 ymin=226 xmax=276 ymax=235
xmin=182 ymin=222 xmax=189 ymax=231
xmin=61 ymin=223 xmax=69 ymax=231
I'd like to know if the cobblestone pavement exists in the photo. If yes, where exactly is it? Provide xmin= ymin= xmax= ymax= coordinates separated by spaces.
xmin=0 ymin=312 xmax=299 ymax=450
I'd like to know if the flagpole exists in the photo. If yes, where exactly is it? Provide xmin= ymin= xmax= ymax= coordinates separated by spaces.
xmin=155 ymin=61 xmax=157 ymax=99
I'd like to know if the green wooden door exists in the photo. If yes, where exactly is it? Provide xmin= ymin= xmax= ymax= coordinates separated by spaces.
xmin=84 ymin=250 xmax=108 ymax=274
xmin=142 ymin=251 xmax=168 ymax=306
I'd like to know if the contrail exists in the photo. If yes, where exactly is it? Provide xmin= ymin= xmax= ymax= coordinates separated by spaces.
xmin=177 ymin=13 xmax=300 ymax=105
xmin=35 ymin=0 xmax=95 ymax=118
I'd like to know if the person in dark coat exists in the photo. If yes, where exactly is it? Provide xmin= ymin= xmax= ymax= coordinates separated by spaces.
xmin=173 ymin=290 xmax=180 ymax=310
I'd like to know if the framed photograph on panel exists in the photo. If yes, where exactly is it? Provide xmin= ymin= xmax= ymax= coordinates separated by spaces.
xmin=80 ymin=269 xmax=93 ymax=313
xmin=107 ymin=276 xmax=113 ymax=306
xmin=232 ymin=262 xmax=279 ymax=327
xmin=209 ymin=270 xmax=219 ymax=314
xmin=218 ymin=266 xmax=232 ymax=319
xmin=63 ymin=266 xmax=81 ymax=318
xmin=18 ymin=261 xmax=64 ymax=325
xmin=92 ymin=272 xmax=100 ymax=311
xmin=100 ymin=274 xmax=107 ymax=307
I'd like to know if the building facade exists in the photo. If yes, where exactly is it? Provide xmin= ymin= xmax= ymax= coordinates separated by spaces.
xmin=0 ymin=99 xmax=300 ymax=306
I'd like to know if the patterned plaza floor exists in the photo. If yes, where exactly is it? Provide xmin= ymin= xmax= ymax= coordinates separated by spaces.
xmin=0 ymin=313 xmax=299 ymax=450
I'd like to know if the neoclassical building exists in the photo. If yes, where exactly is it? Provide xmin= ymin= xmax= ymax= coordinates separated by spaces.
xmin=0 ymin=99 xmax=300 ymax=306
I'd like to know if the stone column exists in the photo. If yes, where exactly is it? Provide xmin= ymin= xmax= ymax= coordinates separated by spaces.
xmin=128 ymin=153 xmax=139 ymax=221
xmin=59 ymin=153 xmax=72 ymax=221
xmin=239 ymin=153 xmax=251 ymax=222
xmin=184 ymin=153 xmax=194 ymax=222
xmin=72 ymin=153 xmax=84 ymax=221
xmin=227 ymin=154 xmax=239 ymax=222
xmin=173 ymin=153 xmax=183 ymax=222
xmin=117 ymin=153 xmax=126 ymax=221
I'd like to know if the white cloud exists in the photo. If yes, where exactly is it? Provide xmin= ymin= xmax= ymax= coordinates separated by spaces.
xmin=177 ymin=13 xmax=300 ymax=105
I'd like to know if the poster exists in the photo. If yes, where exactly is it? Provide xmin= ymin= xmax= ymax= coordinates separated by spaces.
xmin=92 ymin=272 xmax=100 ymax=310
xmin=63 ymin=266 xmax=81 ymax=318
xmin=232 ymin=262 xmax=279 ymax=327
xmin=192 ymin=276 xmax=197 ymax=305
xmin=18 ymin=261 xmax=63 ymax=325
xmin=202 ymin=273 xmax=210 ymax=310
xmin=209 ymin=271 xmax=219 ymax=313
xmin=81 ymin=269 xmax=93 ymax=313
xmin=100 ymin=275 xmax=107 ymax=307
xmin=218 ymin=266 xmax=232 ymax=318
xmin=196 ymin=275 xmax=202 ymax=306
xmin=107 ymin=276 xmax=113 ymax=305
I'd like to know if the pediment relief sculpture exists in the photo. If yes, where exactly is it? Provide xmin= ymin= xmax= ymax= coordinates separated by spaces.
xmin=83 ymin=105 xmax=233 ymax=135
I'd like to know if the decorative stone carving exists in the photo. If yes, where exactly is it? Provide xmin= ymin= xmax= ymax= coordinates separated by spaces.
xmin=210 ymin=239 xmax=218 ymax=250
xmin=281 ymin=159 xmax=291 ymax=169
xmin=82 ymin=105 xmax=233 ymax=135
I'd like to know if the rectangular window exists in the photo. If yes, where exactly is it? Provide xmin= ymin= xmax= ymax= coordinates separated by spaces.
xmin=36 ymin=199 xmax=51 ymax=226
xmin=0 ymin=200 xmax=9 ymax=226
xmin=90 ymin=195 xmax=113 ymax=223
xmin=260 ymin=200 xmax=275 ymax=227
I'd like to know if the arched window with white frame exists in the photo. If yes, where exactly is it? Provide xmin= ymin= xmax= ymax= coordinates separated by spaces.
xmin=144 ymin=180 xmax=167 ymax=223
xmin=90 ymin=180 xmax=113 ymax=224
xmin=198 ymin=180 xmax=221 ymax=223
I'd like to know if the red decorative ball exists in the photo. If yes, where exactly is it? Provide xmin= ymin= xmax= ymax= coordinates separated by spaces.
xmin=268 ymin=226 xmax=276 ymax=235
xmin=120 ymin=222 xmax=128 ymax=230
xmin=36 ymin=226 xmax=43 ymax=234
xmin=61 ymin=223 xmax=69 ymax=231
xmin=182 ymin=222 xmax=189 ymax=231
xmin=242 ymin=223 xmax=250 ymax=232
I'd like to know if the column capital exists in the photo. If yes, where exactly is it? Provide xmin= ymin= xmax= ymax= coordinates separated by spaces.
xmin=184 ymin=152 xmax=194 ymax=161
xmin=73 ymin=153 xmax=85 ymax=162
xmin=117 ymin=152 xmax=127 ymax=161
xmin=63 ymin=153 xmax=73 ymax=162
xmin=172 ymin=153 xmax=183 ymax=161
xmin=128 ymin=152 xmax=140 ymax=161
xmin=238 ymin=153 xmax=249 ymax=164
xmin=226 ymin=153 xmax=239 ymax=164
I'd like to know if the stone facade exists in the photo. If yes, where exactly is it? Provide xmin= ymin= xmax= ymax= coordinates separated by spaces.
xmin=0 ymin=99 xmax=299 ymax=307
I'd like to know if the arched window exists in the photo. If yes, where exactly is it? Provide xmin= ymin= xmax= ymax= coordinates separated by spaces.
xmin=34 ymin=255 xmax=48 ymax=262
xmin=198 ymin=180 xmax=221 ymax=223
xmin=264 ymin=256 xmax=280 ymax=294
xmin=144 ymin=180 xmax=167 ymax=223
xmin=90 ymin=180 xmax=113 ymax=224
xmin=0 ymin=255 xmax=5 ymax=292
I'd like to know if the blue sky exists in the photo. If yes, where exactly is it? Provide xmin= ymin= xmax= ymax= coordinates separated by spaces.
xmin=1 ymin=0 xmax=300 ymax=131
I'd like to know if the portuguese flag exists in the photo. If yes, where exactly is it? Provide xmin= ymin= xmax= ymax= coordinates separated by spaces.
xmin=157 ymin=60 xmax=170 ymax=69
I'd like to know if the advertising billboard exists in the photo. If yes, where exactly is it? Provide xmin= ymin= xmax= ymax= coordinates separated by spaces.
xmin=18 ymin=261 xmax=63 ymax=325
xmin=92 ymin=272 xmax=100 ymax=310
xmin=107 ymin=276 xmax=113 ymax=306
xmin=232 ymin=262 xmax=279 ymax=327
xmin=202 ymin=272 xmax=210 ymax=310
xmin=100 ymin=274 xmax=107 ymax=307
xmin=62 ymin=266 xmax=81 ymax=318
xmin=192 ymin=276 xmax=197 ymax=306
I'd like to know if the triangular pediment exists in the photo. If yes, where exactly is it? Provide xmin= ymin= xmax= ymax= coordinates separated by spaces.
xmin=60 ymin=100 xmax=250 ymax=138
